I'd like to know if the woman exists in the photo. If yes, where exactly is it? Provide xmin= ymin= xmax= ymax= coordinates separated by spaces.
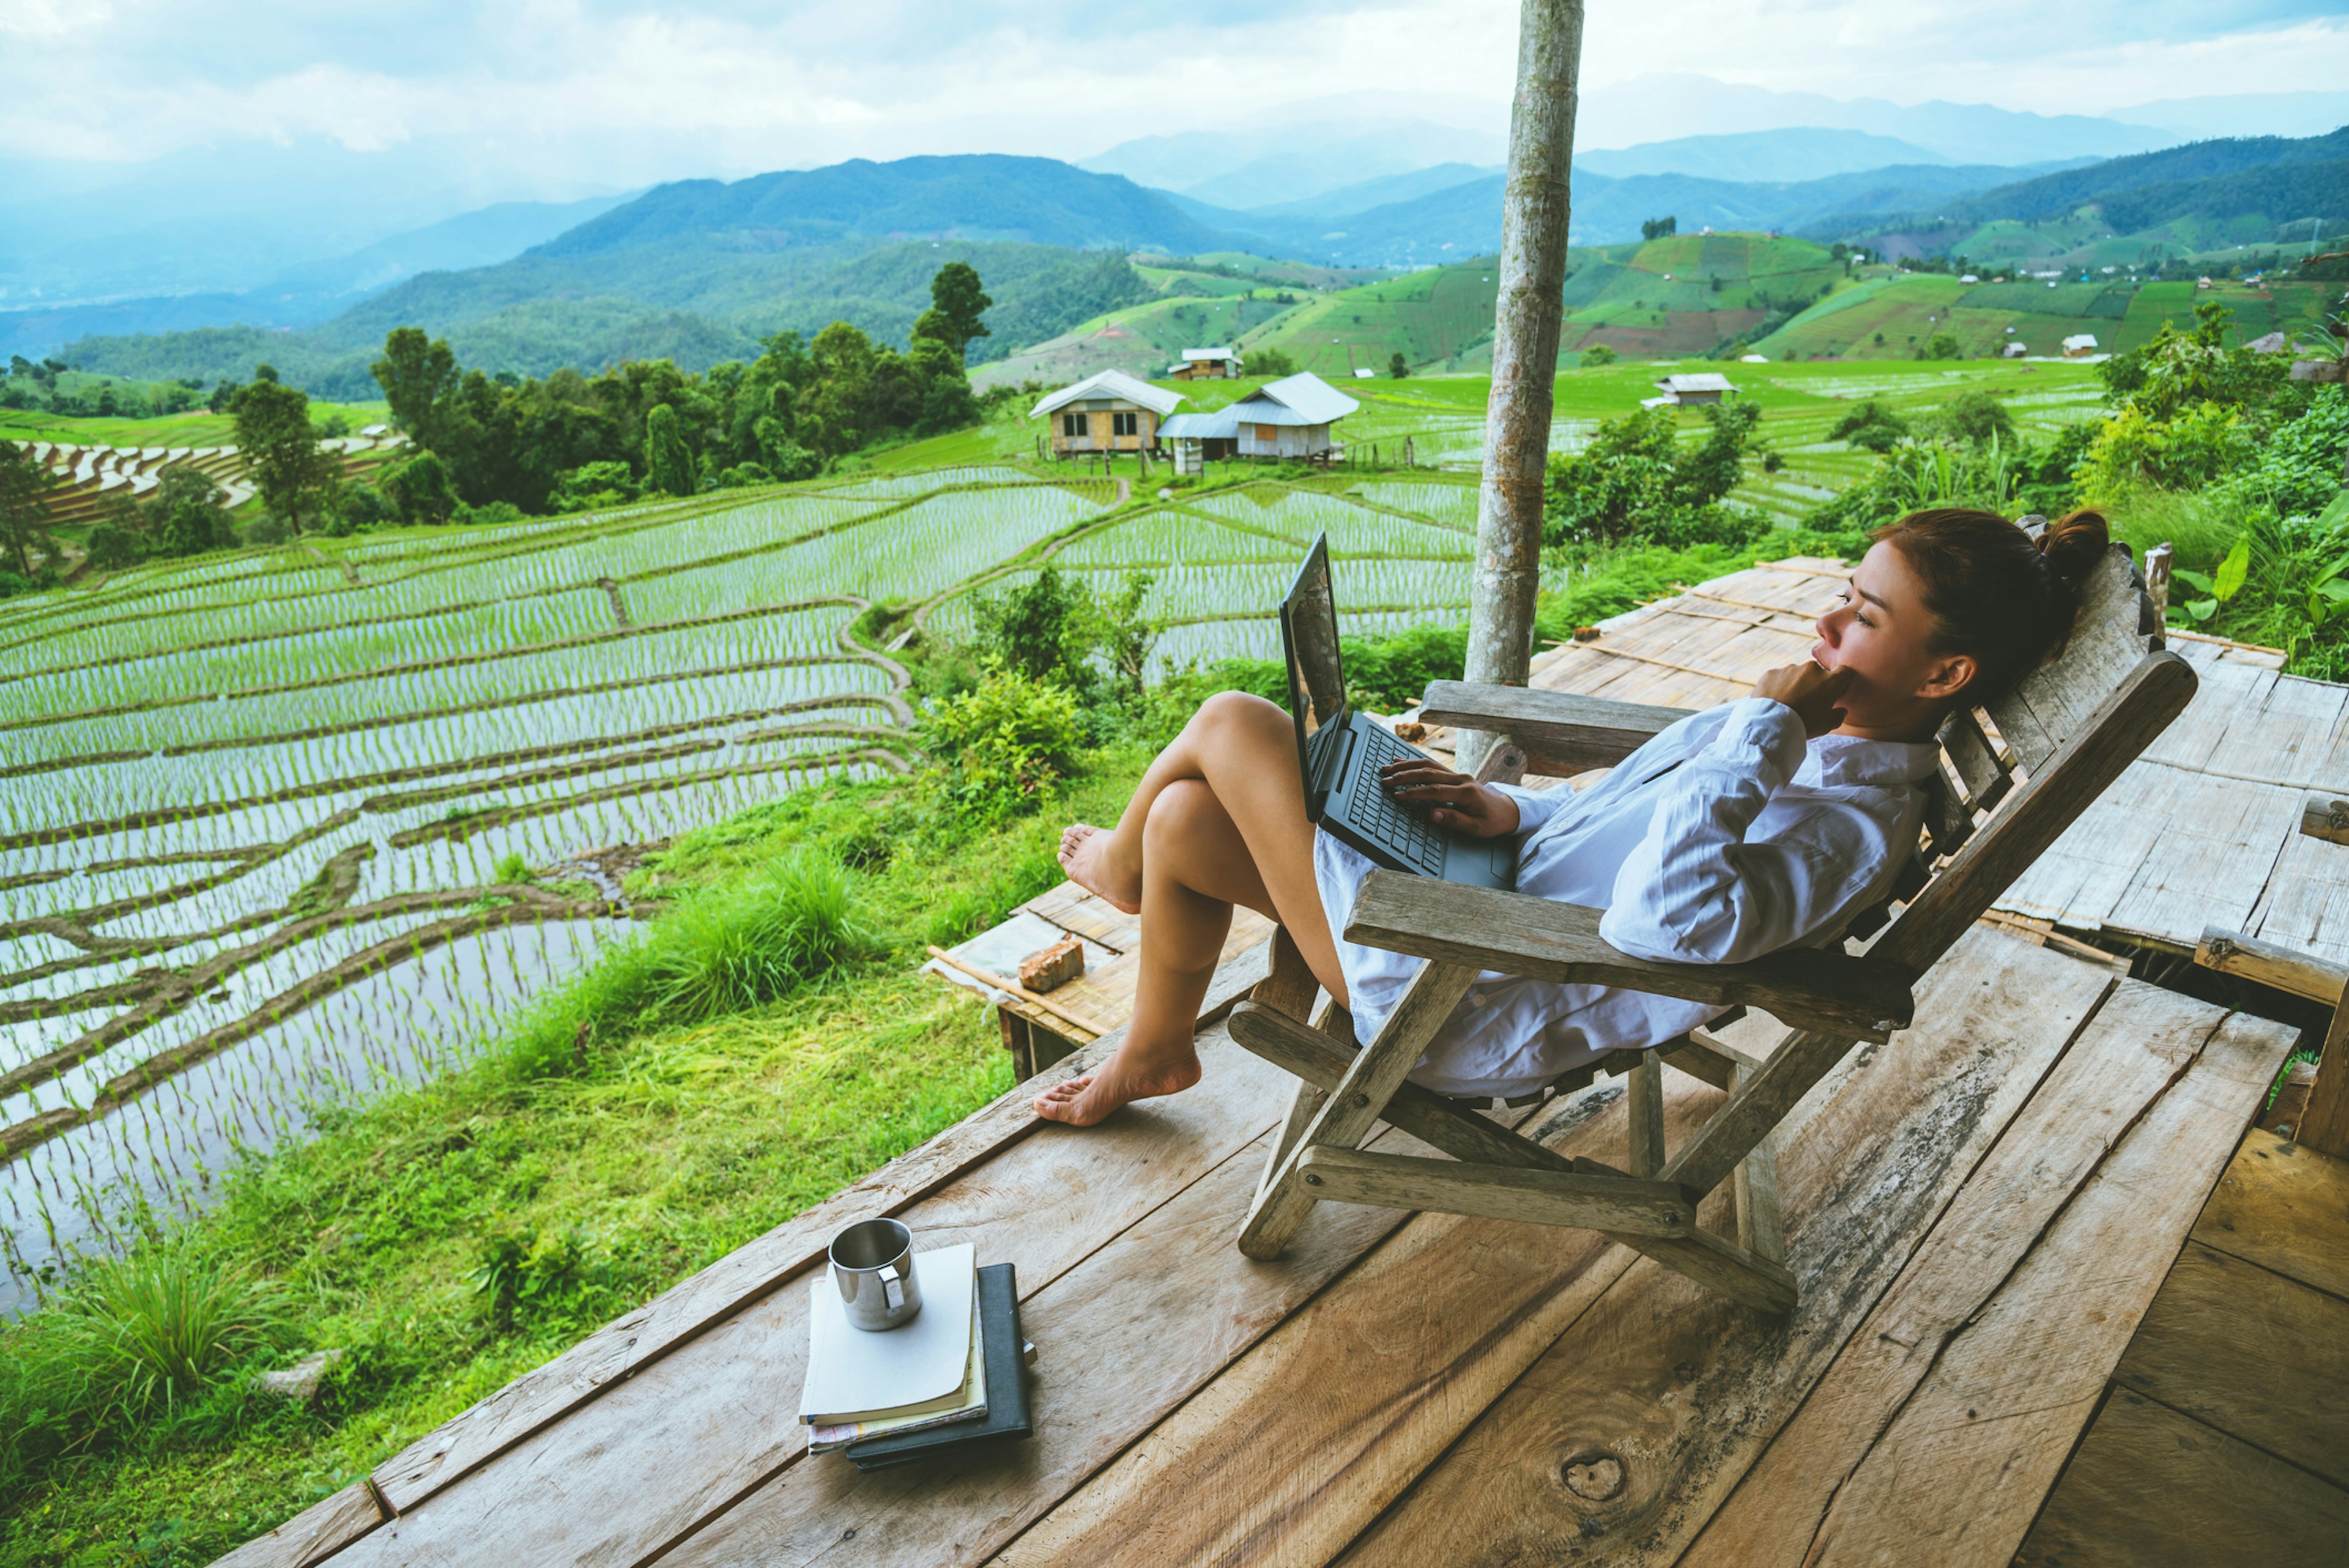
xmin=1036 ymin=508 xmax=2110 ymax=1126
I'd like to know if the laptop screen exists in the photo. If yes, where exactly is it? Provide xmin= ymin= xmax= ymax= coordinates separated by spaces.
xmin=1280 ymin=534 xmax=1348 ymax=773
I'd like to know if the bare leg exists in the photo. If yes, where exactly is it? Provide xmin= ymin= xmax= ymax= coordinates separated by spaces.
xmin=1039 ymin=694 xmax=1348 ymax=1126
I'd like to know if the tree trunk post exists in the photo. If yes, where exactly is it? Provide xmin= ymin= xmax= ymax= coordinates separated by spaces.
xmin=1458 ymin=0 xmax=1583 ymax=772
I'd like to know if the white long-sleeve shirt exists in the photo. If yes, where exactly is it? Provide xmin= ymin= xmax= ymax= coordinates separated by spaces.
xmin=1312 ymin=697 xmax=1939 ymax=1098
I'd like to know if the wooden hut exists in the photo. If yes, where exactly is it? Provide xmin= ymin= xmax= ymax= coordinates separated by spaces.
xmin=1030 ymin=370 xmax=1185 ymax=459
xmin=1167 ymin=347 xmax=1244 ymax=380
xmin=1226 ymin=371 xmax=1359 ymax=462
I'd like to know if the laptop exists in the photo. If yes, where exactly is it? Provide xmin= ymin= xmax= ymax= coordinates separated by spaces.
xmin=1280 ymin=533 xmax=1516 ymax=890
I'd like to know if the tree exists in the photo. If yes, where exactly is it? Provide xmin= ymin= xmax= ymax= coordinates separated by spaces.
xmin=232 ymin=378 xmax=338 ymax=534
xmin=1462 ymin=0 xmax=1584 ymax=774
xmin=1641 ymin=216 xmax=1677 ymax=241
xmin=382 ymin=450 xmax=458 ymax=525
xmin=371 ymin=327 xmax=463 ymax=452
xmin=1389 ymin=351 xmax=1410 ymax=379
xmin=912 ymin=262 xmax=993 ymax=364
xmin=1829 ymin=399 xmax=1909 ymax=453
xmin=1580 ymin=344 xmax=1619 ymax=367
xmin=1920 ymin=333 xmax=1962 ymax=361
xmin=1249 ymin=346 xmax=1298 ymax=379
xmin=645 ymin=403 xmax=697 ymax=497
xmin=0 ymin=440 xmax=59 ymax=575
xmin=150 ymin=467 xmax=235 ymax=557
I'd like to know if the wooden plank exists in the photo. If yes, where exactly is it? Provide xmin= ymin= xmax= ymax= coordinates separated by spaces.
xmin=2014 ymin=1389 xmax=2349 ymax=1568
xmin=1665 ymin=647 xmax=2197 ymax=1198
xmin=1335 ymin=927 xmax=2118 ymax=1568
xmin=1019 ymin=881 xmax=1141 ymax=955
xmin=346 ymin=937 xmax=1269 ymax=1529
xmin=1794 ymin=1008 xmax=2294 ymax=1568
xmin=1294 ymin=1144 xmax=1696 ymax=1235
xmin=1679 ymin=980 xmax=2238 ymax=1567
xmin=207 ymin=1485 xmax=385 ymax=1568
xmin=2112 ymin=1240 xmax=2349 ymax=1489
xmin=2301 ymin=990 xmax=2349 ymax=1159
xmin=1343 ymin=875 xmax=1917 ymax=1044
xmin=1731 ymin=1063 xmax=1785 ymax=1266
xmin=1414 ymin=679 xmax=1687 ymax=773
xmin=651 ymin=1114 xmax=1493 ymax=1568
xmin=987 ymin=1073 xmax=1723 ymax=1568
xmin=2195 ymin=924 xmax=2348 ymax=1004
xmin=1237 ymin=958 xmax=1479 ymax=1259
xmin=322 ymin=1009 xmax=1291 ymax=1568
xmin=2192 ymin=1126 xmax=2349 ymax=1300
xmin=1627 ymin=1047 xmax=1664 ymax=1177
xmin=1987 ymin=544 xmax=2161 ymax=773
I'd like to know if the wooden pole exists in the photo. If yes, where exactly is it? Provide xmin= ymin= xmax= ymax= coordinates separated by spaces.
xmin=924 ymin=945 xmax=1115 ymax=1038
xmin=1458 ymin=0 xmax=1584 ymax=773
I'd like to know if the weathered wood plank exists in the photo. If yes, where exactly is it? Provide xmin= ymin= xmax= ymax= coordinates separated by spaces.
xmin=1795 ymin=1008 xmax=2293 ymax=1568
xmin=1238 ymin=959 xmax=1479 ymax=1259
xmin=987 ymin=1076 xmax=1720 ymax=1568
xmin=1294 ymin=1144 xmax=1696 ymax=1235
xmin=1416 ymin=680 xmax=1688 ymax=774
xmin=1335 ymin=928 xmax=2118 ymax=1567
xmin=1665 ymin=648 xmax=2197 ymax=1198
xmin=1627 ymin=1048 xmax=1664 ymax=1177
xmin=2112 ymin=1241 xmax=2349 ymax=1489
xmin=1677 ymin=979 xmax=2235 ymax=1567
xmin=321 ymin=1011 xmax=1291 ymax=1568
xmin=338 ymin=931 xmax=1256 ymax=1535
xmin=2192 ymin=1126 xmax=2349 ymax=1300
xmin=1987 ymin=544 xmax=2162 ymax=772
xmin=206 ymin=1485 xmax=385 ymax=1568
xmin=2013 ymin=1389 xmax=2349 ymax=1568
xmin=2300 ymin=987 xmax=2349 ymax=1160
xmin=1731 ymin=1063 xmax=1784 ymax=1266
xmin=1344 ymin=875 xmax=1917 ymax=1043
xmin=653 ymin=1114 xmax=1496 ymax=1568
xmin=2195 ymin=923 xmax=2347 ymax=1004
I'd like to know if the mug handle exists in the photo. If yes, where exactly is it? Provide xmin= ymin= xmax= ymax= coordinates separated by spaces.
xmin=880 ymin=1263 xmax=904 ymax=1312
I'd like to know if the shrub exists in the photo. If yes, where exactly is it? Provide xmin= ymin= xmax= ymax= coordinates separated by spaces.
xmin=150 ymin=466 xmax=236 ymax=557
xmin=921 ymin=664 xmax=1085 ymax=815
xmin=338 ymin=481 xmax=399 ymax=531
xmin=1580 ymin=344 xmax=1620 ymax=367
xmin=1543 ymin=401 xmax=1766 ymax=548
xmin=1920 ymin=333 xmax=1962 ymax=360
xmin=552 ymin=460 xmax=640 ymax=512
xmin=382 ymin=450 xmax=458 ymax=525
xmin=472 ymin=1224 xmax=585 ymax=1330
xmin=454 ymin=499 xmax=525 ymax=527
xmin=240 ymin=514 xmax=291 ymax=546
xmin=1248 ymin=347 xmax=1298 ymax=379
xmin=83 ymin=522 xmax=144 ymax=569
xmin=1829 ymin=399 xmax=1908 ymax=452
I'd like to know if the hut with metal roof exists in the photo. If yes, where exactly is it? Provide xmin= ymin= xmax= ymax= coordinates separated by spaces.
xmin=1224 ymin=371 xmax=1359 ymax=463
xmin=1029 ymin=369 xmax=1186 ymax=459
xmin=1646 ymin=371 xmax=1739 ymax=407
xmin=1167 ymin=347 xmax=1245 ymax=381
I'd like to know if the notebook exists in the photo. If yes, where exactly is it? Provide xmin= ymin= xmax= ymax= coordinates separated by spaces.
xmin=798 ymin=1243 xmax=978 ymax=1427
xmin=847 ymin=1262 xmax=1030 ymax=1470
xmin=808 ymin=1298 xmax=987 ymax=1452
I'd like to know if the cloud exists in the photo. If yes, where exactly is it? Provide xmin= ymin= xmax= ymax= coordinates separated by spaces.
xmin=0 ymin=0 xmax=2341 ymax=180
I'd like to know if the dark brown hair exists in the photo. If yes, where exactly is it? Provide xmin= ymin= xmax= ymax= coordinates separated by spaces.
xmin=1871 ymin=508 xmax=2110 ymax=704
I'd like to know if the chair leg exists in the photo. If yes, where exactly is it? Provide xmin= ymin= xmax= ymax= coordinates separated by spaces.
xmin=1731 ymin=1063 xmax=1786 ymax=1264
xmin=1237 ymin=960 xmax=1478 ymax=1260
xmin=1627 ymin=1048 xmax=1664 ymax=1178
xmin=1253 ymin=1000 xmax=1350 ymax=1206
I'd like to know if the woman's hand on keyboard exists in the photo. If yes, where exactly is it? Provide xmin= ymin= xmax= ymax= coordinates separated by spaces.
xmin=1377 ymin=758 xmax=1522 ymax=838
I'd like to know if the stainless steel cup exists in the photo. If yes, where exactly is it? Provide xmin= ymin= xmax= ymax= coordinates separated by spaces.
xmin=828 ymin=1218 xmax=921 ymax=1331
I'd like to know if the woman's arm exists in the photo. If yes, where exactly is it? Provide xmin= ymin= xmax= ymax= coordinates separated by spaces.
xmin=1597 ymin=665 xmax=1883 ymax=964
xmin=1378 ymin=756 xmax=1521 ymax=836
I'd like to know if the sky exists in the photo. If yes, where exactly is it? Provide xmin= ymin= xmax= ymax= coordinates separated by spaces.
xmin=3 ymin=0 xmax=2347 ymax=188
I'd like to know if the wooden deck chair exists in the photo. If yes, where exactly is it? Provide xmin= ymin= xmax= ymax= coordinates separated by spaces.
xmin=1226 ymin=544 xmax=2194 ymax=1314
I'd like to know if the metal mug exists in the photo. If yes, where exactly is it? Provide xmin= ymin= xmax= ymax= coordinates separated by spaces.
xmin=829 ymin=1218 xmax=921 ymax=1331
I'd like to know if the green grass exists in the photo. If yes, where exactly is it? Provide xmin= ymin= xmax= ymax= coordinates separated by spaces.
xmin=1245 ymin=261 xmax=1503 ymax=377
xmin=0 ymin=752 xmax=1162 ymax=1562
xmin=0 ymin=401 xmax=391 ymax=449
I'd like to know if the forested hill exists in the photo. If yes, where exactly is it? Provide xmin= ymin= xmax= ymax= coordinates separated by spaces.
xmin=536 ymin=154 xmax=1233 ymax=257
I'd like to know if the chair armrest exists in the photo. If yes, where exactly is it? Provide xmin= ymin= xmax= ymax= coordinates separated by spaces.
xmin=1417 ymin=681 xmax=1690 ymax=775
xmin=1343 ymin=871 xmax=1915 ymax=1043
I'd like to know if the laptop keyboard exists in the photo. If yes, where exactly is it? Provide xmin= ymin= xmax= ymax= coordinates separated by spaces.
xmin=1353 ymin=724 xmax=1446 ymax=874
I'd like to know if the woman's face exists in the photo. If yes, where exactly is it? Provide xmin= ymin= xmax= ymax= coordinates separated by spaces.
xmin=1812 ymin=541 xmax=1976 ymax=736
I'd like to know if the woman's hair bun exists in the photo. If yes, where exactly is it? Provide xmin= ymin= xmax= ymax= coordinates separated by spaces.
xmin=2036 ymin=508 xmax=2109 ymax=591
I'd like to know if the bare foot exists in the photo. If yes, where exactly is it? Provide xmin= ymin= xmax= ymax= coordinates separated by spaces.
xmin=1033 ymin=1043 xmax=1202 ymax=1126
xmin=1058 ymin=822 xmax=1141 ymax=915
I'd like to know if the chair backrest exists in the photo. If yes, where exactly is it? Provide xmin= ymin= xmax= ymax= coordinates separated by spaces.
xmin=1879 ymin=542 xmax=2191 ymax=972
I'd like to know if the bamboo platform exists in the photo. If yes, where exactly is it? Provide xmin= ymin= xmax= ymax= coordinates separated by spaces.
xmin=220 ymin=919 xmax=2298 ymax=1567
xmin=1505 ymin=555 xmax=2330 ymax=962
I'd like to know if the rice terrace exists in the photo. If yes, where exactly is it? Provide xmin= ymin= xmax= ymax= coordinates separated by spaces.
xmin=0 ymin=351 xmax=2126 ymax=1312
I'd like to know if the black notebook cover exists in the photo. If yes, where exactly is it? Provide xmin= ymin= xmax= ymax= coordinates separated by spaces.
xmin=847 ymin=1262 xmax=1030 ymax=1470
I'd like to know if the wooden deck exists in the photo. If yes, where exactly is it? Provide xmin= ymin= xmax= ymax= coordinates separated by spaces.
xmin=223 ymin=918 xmax=2297 ymax=1567
xmin=1501 ymin=555 xmax=2326 ymax=961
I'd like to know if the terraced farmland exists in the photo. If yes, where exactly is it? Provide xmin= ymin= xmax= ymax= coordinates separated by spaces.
xmin=0 ymin=467 xmax=1500 ymax=1305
